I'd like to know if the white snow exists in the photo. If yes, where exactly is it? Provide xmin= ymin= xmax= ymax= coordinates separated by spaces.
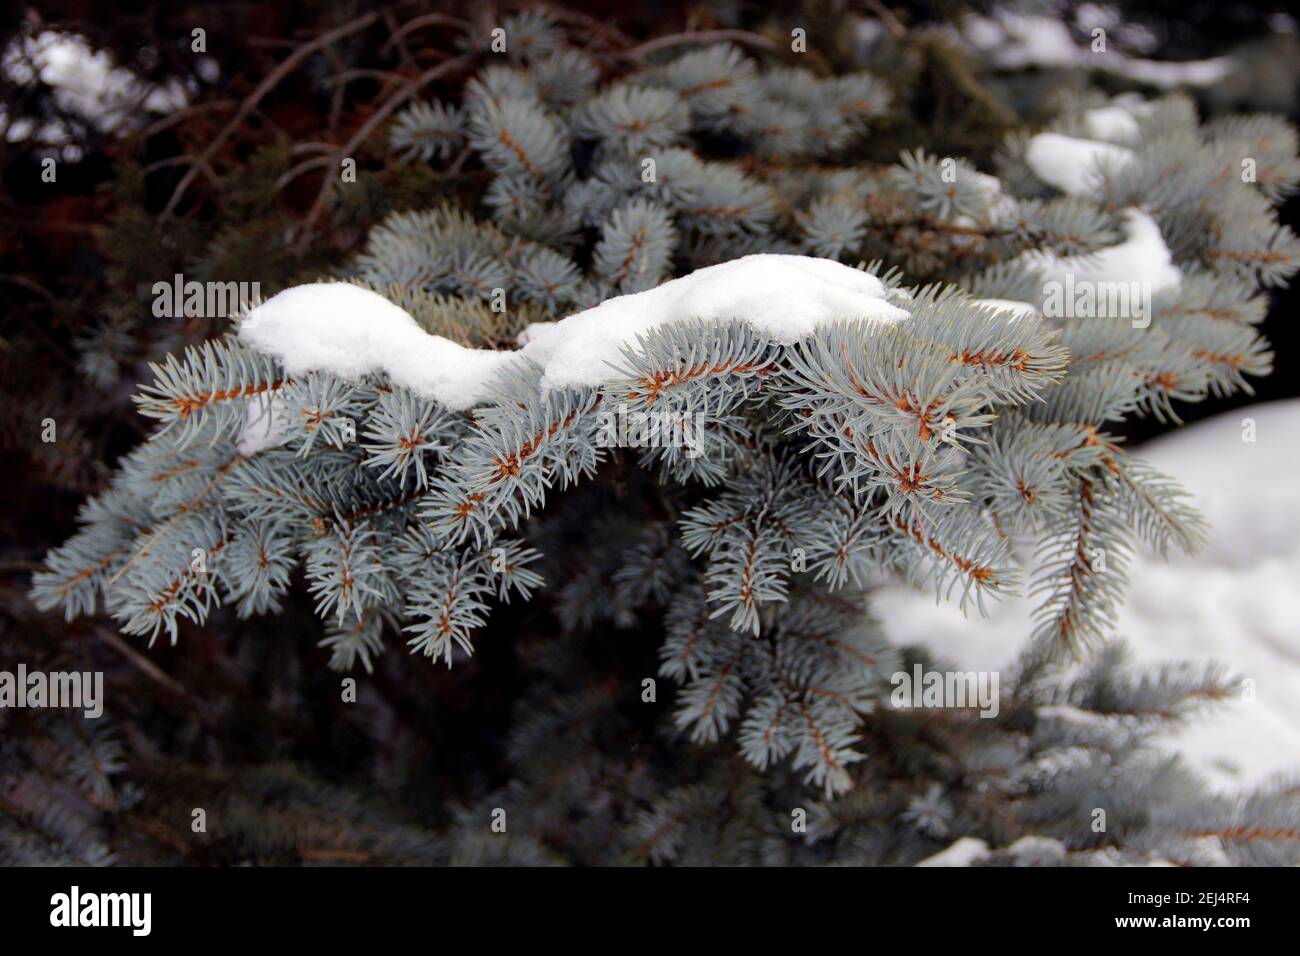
xmin=1002 ymin=835 xmax=1067 ymax=864
xmin=972 ymin=298 xmax=1039 ymax=321
xmin=916 ymin=836 xmax=990 ymax=866
xmin=1110 ymin=92 xmax=1157 ymax=116
xmin=1082 ymin=106 xmax=1141 ymax=143
xmin=1080 ymin=97 xmax=1155 ymax=144
xmin=515 ymin=321 xmax=559 ymax=347
xmin=874 ymin=399 xmax=1300 ymax=792
xmin=969 ymin=170 xmax=1020 ymax=225
xmin=1024 ymin=132 xmax=1134 ymax=196
xmin=237 ymin=255 xmax=910 ymax=412
xmin=1025 ymin=208 xmax=1182 ymax=294
xmin=236 ymin=394 xmax=291 ymax=456
xmin=238 ymin=283 xmax=517 ymax=411
xmin=959 ymin=12 xmax=1234 ymax=89
xmin=1 ymin=32 xmax=187 ymax=140
xmin=1120 ymin=56 xmax=1233 ymax=90
xmin=1036 ymin=704 xmax=1112 ymax=729
xmin=962 ymin=13 xmax=1081 ymax=71
xmin=524 ymin=254 xmax=908 ymax=393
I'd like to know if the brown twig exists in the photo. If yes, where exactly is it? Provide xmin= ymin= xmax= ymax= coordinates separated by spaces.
xmin=157 ymin=11 xmax=382 ymax=222
xmin=616 ymin=29 xmax=781 ymax=62
xmin=298 ymin=847 xmax=374 ymax=863
xmin=136 ymin=99 xmax=237 ymax=140
xmin=381 ymin=13 xmax=473 ymax=54
xmin=530 ymin=3 xmax=636 ymax=51
xmin=863 ymin=0 xmax=908 ymax=39
xmin=294 ymin=52 xmax=478 ymax=252
xmin=275 ymin=155 xmax=336 ymax=192
xmin=383 ymin=9 xmax=421 ymax=72
xmin=93 ymin=626 xmax=189 ymax=699
xmin=0 ymin=274 xmax=55 ymax=301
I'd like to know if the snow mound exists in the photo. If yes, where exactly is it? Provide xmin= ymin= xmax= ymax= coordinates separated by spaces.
xmin=237 ymin=255 xmax=910 ymax=411
xmin=1082 ymin=106 xmax=1141 ymax=143
xmin=239 ymin=282 xmax=516 ymax=411
xmin=527 ymin=254 xmax=908 ymax=393
xmin=1024 ymin=132 xmax=1134 ymax=196
xmin=1025 ymin=208 xmax=1182 ymax=293
xmin=1081 ymin=96 xmax=1156 ymax=144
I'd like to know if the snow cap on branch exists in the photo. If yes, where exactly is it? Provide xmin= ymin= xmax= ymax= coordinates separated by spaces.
xmin=238 ymin=255 xmax=910 ymax=409
xmin=1024 ymin=132 xmax=1134 ymax=196
xmin=238 ymin=282 xmax=515 ymax=410
xmin=1025 ymin=208 xmax=1182 ymax=292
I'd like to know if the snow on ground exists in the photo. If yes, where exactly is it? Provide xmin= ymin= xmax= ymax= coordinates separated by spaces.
xmin=873 ymin=399 xmax=1300 ymax=792
xmin=238 ymin=255 xmax=910 ymax=411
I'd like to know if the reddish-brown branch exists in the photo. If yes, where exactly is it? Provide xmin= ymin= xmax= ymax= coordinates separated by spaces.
xmin=171 ymin=378 xmax=288 ymax=419
xmin=627 ymin=359 xmax=771 ymax=406
xmin=490 ymin=396 xmax=601 ymax=481
xmin=144 ymin=536 xmax=231 ymax=617
xmin=952 ymin=347 xmax=1031 ymax=371
xmin=891 ymin=514 xmax=995 ymax=586
xmin=1189 ymin=826 xmax=1300 ymax=842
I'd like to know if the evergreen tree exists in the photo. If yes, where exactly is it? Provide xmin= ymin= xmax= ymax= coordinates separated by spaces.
xmin=13 ymin=8 xmax=1300 ymax=866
